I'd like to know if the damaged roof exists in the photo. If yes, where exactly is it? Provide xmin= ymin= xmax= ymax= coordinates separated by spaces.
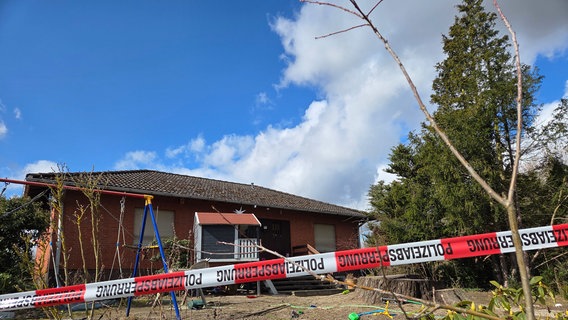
xmin=25 ymin=170 xmax=365 ymax=218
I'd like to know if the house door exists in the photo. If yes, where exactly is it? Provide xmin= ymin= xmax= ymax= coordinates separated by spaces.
xmin=259 ymin=219 xmax=291 ymax=260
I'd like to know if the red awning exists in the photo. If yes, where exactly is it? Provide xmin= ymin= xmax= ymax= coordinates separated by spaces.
xmin=195 ymin=212 xmax=261 ymax=226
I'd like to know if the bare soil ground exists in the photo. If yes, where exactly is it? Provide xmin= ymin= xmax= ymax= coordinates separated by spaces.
xmin=17 ymin=289 xmax=567 ymax=320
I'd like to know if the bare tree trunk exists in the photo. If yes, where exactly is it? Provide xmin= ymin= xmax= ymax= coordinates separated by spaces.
xmin=506 ymin=205 xmax=534 ymax=317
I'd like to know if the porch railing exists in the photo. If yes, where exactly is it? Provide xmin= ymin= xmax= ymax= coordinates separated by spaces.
xmin=237 ymin=238 xmax=259 ymax=260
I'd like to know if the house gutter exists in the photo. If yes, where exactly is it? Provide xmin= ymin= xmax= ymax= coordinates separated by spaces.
xmin=0 ymin=177 xmax=147 ymax=199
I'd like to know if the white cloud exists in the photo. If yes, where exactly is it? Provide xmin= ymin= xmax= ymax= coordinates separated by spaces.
xmin=13 ymin=108 xmax=21 ymax=120
xmin=535 ymin=80 xmax=568 ymax=127
xmin=374 ymin=164 xmax=398 ymax=185
xmin=165 ymin=135 xmax=207 ymax=159
xmin=165 ymin=145 xmax=184 ymax=159
xmin=252 ymin=92 xmax=275 ymax=126
xmin=0 ymin=121 xmax=6 ymax=139
xmin=255 ymin=92 xmax=270 ymax=106
xmin=202 ymin=135 xmax=255 ymax=169
xmin=22 ymin=160 xmax=59 ymax=176
xmin=190 ymin=135 xmax=206 ymax=153
xmin=119 ymin=1 xmax=568 ymax=211
xmin=0 ymin=160 xmax=57 ymax=183
xmin=114 ymin=151 xmax=158 ymax=170
xmin=522 ymin=81 xmax=568 ymax=167
xmin=0 ymin=160 xmax=59 ymax=197
xmin=494 ymin=1 xmax=568 ymax=62
xmin=0 ymin=99 xmax=7 ymax=139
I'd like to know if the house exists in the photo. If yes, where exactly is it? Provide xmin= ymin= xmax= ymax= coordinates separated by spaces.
xmin=24 ymin=170 xmax=366 ymax=281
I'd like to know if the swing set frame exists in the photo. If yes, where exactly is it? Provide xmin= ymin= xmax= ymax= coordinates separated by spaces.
xmin=0 ymin=177 xmax=182 ymax=319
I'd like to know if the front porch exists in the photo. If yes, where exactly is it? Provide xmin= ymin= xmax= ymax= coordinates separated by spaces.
xmin=194 ymin=212 xmax=261 ymax=263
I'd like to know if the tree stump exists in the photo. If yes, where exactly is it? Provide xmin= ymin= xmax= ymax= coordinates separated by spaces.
xmin=353 ymin=275 xmax=440 ymax=304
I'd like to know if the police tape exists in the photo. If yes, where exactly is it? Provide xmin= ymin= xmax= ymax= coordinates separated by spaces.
xmin=1 ymin=223 xmax=567 ymax=311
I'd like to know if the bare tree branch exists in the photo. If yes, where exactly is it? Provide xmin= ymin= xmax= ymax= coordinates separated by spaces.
xmin=315 ymin=24 xmax=368 ymax=40
xmin=301 ymin=0 xmax=363 ymax=18
xmin=493 ymin=1 xmax=535 ymax=319
xmin=493 ymin=0 xmax=523 ymax=206
xmin=367 ymin=0 xmax=384 ymax=16
xmin=534 ymin=251 xmax=568 ymax=269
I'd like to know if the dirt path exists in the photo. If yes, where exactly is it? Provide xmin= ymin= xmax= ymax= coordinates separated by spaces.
xmin=19 ymin=289 xmax=567 ymax=319
xmin=114 ymin=290 xmax=567 ymax=320
xmin=114 ymin=292 xmax=422 ymax=320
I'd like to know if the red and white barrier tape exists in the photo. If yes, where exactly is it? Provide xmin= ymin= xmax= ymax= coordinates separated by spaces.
xmin=1 ymin=223 xmax=567 ymax=311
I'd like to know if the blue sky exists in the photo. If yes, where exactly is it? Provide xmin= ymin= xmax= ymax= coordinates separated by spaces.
xmin=1 ymin=1 xmax=567 ymax=210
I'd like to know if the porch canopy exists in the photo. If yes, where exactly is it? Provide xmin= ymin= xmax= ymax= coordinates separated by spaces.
xmin=194 ymin=212 xmax=261 ymax=262
xmin=195 ymin=212 xmax=261 ymax=226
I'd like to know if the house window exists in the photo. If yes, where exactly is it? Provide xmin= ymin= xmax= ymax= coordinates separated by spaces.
xmin=133 ymin=208 xmax=174 ymax=245
xmin=201 ymin=225 xmax=235 ymax=259
xmin=314 ymin=224 xmax=336 ymax=253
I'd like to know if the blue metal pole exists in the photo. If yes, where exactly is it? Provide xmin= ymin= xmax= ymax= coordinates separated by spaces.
xmin=146 ymin=197 xmax=181 ymax=320
xmin=125 ymin=197 xmax=149 ymax=316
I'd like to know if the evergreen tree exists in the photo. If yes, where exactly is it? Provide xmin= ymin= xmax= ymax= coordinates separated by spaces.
xmin=0 ymin=194 xmax=50 ymax=293
xmin=368 ymin=0 xmax=543 ymax=287
xmin=429 ymin=0 xmax=541 ymax=235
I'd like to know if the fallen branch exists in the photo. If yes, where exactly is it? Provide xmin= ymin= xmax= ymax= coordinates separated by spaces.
xmin=238 ymin=303 xmax=290 ymax=318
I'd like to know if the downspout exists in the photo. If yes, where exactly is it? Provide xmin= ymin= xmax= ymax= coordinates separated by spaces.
xmin=50 ymin=202 xmax=60 ymax=288
xmin=194 ymin=213 xmax=201 ymax=263
xmin=54 ymin=192 xmax=64 ymax=287
xmin=234 ymin=226 xmax=239 ymax=260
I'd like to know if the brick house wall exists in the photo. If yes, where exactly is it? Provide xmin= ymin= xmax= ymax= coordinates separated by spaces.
xmin=39 ymin=190 xmax=361 ymax=279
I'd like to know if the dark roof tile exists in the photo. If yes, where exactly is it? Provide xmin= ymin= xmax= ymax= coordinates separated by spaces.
xmin=25 ymin=170 xmax=365 ymax=218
